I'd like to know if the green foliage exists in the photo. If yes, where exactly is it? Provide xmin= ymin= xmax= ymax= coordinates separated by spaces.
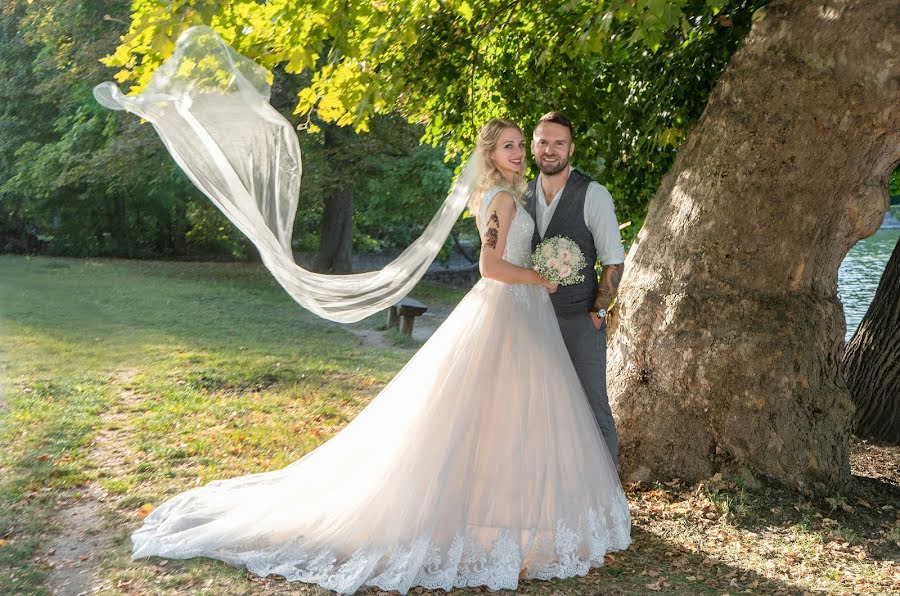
xmin=184 ymin=200 xmax=249 ymax=258
xmin=0 ymin=0 xmax=206 ymax=257
xmin=889 ymin=166 xmax=899 ymax=202
xmin=107 ymin=0 xmax=768 ymax=242
xmin=0 ymin=1 xmax=465 ymax=259
xmin=353 ymin=117 xmax=459 ymax=251
xmin=2 ymin=0 xmax=769 ymax=258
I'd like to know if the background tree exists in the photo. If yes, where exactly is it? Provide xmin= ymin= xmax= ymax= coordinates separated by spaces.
xmin=2 ymin=1 xmax=768 ymax=262
xmin=0 ymin=0 xmax=463 ymax=263
xmin=0 ymin=0 xmax=214 ymax=258
xmin=841 ymin=237 xmax=900 ymax=444
xmin=103 ymin=0 xmax=767 ymax=242
xmin=0 ymin=1 xmax=60 ymax=252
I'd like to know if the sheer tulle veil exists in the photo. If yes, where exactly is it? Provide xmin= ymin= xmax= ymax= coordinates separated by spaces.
xmin=93 ymin=26 xmax=478 ymax=323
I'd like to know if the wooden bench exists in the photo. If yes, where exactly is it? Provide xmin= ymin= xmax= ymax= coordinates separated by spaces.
xmin=387 ymin=297 xmax=428 ymax=336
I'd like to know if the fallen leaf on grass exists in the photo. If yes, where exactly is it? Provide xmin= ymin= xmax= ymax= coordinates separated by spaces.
xmin=646 ymin=579 xmax=664 ymax=591
xmin=136 ymin=503 xmax=155 ymax=519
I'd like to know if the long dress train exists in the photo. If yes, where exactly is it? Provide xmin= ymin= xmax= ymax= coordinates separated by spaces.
xmin=132 ymin=188 xmax=632 ymax=594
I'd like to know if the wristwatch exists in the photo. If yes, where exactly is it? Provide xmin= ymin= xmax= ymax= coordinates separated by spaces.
xmin=592 ymin=307 xmax=607 ymax=319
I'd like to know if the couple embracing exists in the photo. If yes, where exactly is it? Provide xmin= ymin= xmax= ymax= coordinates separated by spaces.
xmin=130 ymin=112 xmax=632 ymax=594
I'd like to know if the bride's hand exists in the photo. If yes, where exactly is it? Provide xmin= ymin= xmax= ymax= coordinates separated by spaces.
xmin=530 ymin=270 xmax=557 ymax=293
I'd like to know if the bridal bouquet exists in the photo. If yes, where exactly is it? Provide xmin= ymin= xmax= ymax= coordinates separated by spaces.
xmin=532 ymin=236 xmax=586 ymax=286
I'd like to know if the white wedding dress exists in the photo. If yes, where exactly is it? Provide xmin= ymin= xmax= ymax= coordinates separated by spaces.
xmin=132 ymin=188 xmax=632 ymax=594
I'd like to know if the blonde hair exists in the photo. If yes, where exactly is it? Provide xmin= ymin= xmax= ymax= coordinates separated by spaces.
xmin=468 ymin=118 xmax=527 ymax=217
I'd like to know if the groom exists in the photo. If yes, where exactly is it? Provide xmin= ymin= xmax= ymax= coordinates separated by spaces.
xmin=524 ymin=112 xmax=626 ymax=462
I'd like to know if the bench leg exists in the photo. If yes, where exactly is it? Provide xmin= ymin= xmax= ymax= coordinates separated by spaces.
xmin=400 ymin=315 xmax=415 ymax=336
xmin=387 ymin=306 xmax=399 ymax=329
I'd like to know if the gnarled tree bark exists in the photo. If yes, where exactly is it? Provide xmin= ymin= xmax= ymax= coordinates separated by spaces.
xmin=608 ymin=0 xmax=899 ymax=493
xmin=841 ymin=238 xmax=900 ymax=444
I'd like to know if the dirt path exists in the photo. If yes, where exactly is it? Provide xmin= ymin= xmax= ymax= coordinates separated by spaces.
xmin=45 ymin=485 xmax=112 ymax=596
xmin=345 ymin=309 xmax=448 ymax=348
xmin=45 ymin=379 xmax=141 ymax=595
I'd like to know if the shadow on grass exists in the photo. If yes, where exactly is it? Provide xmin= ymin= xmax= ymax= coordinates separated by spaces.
xmin=701 ymin=474 xmax=900 ymax=563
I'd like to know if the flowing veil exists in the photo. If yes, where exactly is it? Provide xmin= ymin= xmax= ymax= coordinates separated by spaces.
xmin=94 ymin=26 xmax=477 ymax=323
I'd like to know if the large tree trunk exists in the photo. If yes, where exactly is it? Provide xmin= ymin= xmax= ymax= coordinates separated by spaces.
xmin=313 ymin=185 xmax=353 ymax=273
xmin=608 ymin=0 xmax=899 ymax=494
xmin=313 ymin=123 xmax=355 ymax=273
xmin=841 ymin=238 xmax=900 ymax=444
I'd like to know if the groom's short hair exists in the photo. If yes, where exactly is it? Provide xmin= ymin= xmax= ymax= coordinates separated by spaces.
xmin=536 ymin=112 xmax=573 ymax=137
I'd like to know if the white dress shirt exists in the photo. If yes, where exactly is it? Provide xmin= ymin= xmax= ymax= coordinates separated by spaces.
xmin=535 ymin=167 xmax=626 ymax=265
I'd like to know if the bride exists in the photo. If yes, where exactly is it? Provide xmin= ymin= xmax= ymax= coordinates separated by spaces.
xmin=130 ymin=117 xmax=632 ymax=594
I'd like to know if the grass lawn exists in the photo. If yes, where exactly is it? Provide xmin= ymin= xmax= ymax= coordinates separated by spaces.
xmin=1 ymin=255 xmax=897 ymax=595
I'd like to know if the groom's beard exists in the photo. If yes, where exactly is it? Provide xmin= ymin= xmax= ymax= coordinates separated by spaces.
xmin=537 ymin=157 xmax=569 ymax=176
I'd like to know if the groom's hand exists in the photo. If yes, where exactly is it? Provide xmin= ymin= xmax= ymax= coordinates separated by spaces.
xmin=589 ymin=311 xmax=605 ymax=330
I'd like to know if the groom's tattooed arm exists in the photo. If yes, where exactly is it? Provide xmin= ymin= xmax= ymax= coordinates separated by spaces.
xmin=593 ymin=263 xmax=624 ymax=313
xmin=484 ymin=212 xmax=500 ymax=250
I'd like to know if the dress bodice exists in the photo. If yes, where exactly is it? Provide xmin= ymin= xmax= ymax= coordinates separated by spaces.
xmin=479 ymin=187 xmax=535 ymax=268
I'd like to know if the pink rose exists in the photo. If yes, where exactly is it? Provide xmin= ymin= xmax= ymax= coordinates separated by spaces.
xmin=541 ymin=244 xmax=555 ymax=258
xmin=559 ymin=265 xmax=572 ymax=278
xmin=546 ymin=258 xmax=559 ymax=270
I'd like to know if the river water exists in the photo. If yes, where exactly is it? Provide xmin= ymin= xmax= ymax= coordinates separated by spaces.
xmin=838 ymin=228 xmax=899 ymax=341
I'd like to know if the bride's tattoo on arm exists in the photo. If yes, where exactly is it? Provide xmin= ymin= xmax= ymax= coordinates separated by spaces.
xmin=484 ymin=212 xmax=500 ymax=249
xmin=593 ymin=263 xmax=624 ymax=312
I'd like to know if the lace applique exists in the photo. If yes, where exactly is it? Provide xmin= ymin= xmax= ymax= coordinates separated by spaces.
xmin=502 ymin=203 xmax=534 ymax=268
xmin=503 ymin=284 xmax=532 ymax=305
xmin=456 ymin=530 xmax=520 ymax=591
xmin=480 ymin=187 xmax=534 ymax=268
xmin=143 ymin=505 xmax=631 ymax=595
xmin=367 ymin=536 xmax=429 ymax=591
xmin=412 ymin=532 xmax=466 ymax=591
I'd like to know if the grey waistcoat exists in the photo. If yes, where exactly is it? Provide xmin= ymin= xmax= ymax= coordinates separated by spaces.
xmin=524 ymin=169 xmax=598 ymax=317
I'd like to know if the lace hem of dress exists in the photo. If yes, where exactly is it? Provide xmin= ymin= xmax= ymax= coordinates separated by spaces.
xmin=136 ymin=504 xmax=631 ymax=595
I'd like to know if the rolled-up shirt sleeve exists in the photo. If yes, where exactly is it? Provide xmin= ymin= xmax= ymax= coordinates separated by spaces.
xmin=583 ymin=182 xmax=626 ymax=265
